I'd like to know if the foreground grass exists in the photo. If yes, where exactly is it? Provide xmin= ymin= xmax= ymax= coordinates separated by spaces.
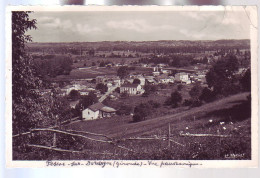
xmin=13 ymin=92 xmax=251 ymax=160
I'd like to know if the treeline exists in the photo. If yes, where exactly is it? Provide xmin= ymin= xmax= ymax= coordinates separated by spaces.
xmin=27 ymin=40 xmax=250 ymax=55
xmin=139 ymin=54 xmax=195 ymax=67
xmin=32 ymin=55 xmax=73 ymax=78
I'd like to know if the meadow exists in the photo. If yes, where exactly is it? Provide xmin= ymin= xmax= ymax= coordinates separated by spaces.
xmin=13 ymin=92 xmax=251 ymax=160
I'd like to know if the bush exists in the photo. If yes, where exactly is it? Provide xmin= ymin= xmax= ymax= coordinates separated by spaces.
xmin=165 ymin=91 xmax=182 ymax=108
xmin=148 ymin=100 xmax=161 ymax=108
xmin=177 ymin=84 xmax=183 ymax=91
xmin=116 ymin=105 xmax=132 ymax=116
xmin=68 ymin=89 xmax=80 ymax=101
xmin=189 ymin=83 xmax=203 ymax=100
xmin=133 ymin=103 xmax=151 ymax=122
xmin=191 ymin=99 xmax=203 ymax=107
xmin=120 ymin=92 xmax=129 ymax=98
xmin=199 ymin=87 xmax=215 ymax=103
xmin=96 ymin=83 xmax=108 ymax=94
xmin=240 ymin=69 xmax=251 ymax=91
xmin=183 ymin=99 xmax=192 ymax=106
xmin=133 ymin=78 xmax=141 ymax=84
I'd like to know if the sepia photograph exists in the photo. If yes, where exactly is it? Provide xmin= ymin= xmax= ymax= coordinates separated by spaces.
xmin=6 ymin=6 xmax=258 ymax=168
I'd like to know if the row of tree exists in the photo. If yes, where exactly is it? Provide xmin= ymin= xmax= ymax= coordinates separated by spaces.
xmin=33 ymin=55 xmax=73 ymax=78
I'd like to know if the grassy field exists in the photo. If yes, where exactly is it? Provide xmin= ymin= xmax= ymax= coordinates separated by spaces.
xmin=66 ymin=92 xmax=250 ymax=137
xmin=52 ymin=92 xmax=251 ymax=160
xmin=71 ymin=55 xmax=141 ymax=68
xmin=15 ymin=92 xmax=251 ymax=160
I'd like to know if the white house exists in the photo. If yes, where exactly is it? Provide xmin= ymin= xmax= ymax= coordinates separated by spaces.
xmin=175 ymin=72 xmax=191 ymax=84
xmin=120 ymin=83 xmax=143 ymax=95
xmin=138 ymin=76 xmax=146 ymax=86
xmin=82 ymin=102 xmax=116 ymax=120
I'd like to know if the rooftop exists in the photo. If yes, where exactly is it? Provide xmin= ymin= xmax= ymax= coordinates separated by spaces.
xmin=100 ymin=106 xmax=116 ymax=113
xmin=88 ymin=102 xmax=105 ymax=112
xmin=121 ymin=83 xmax=139 ymax=88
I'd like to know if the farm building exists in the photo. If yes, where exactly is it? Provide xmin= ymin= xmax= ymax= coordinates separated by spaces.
xmin=82 ymin=102 xmax=116 ymax=120
xmin=120 ymin=83 xmax=144 ymax=95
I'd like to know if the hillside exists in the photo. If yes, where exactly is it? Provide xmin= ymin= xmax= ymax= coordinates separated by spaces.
xmin=66 ymin=92 xmax=250 ymax=138
xmin=60 ymin=92 xmax=251 ymax=160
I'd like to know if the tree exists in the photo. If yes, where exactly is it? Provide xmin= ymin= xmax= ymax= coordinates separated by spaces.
xmin=12 ymin=11 xmax=49 ymax=134
xmin=133 ymin=103 xmax=151 ymax=122
xmin=96 ymin=83 xmax=108 ymax=94
xmin=206 ymin=55 xmax=239 ymax=96
xmin=99 ymin=61 xmax=105 ymax=67
xmin=199 ymin=87 xmax=215 ymax=103
xmin=189 ymin=83 xmax=203 ymax=101
xmin=165 ymin=91 xmax=182 ymax=108
xmin=240 ymin=69 xmax=251 ymax=92
xmin=75 ymin=92 xmax=97 ymax=116
xmin=202 ymin=56 xmax=208 ymax=64
xmin=133 ymin=78 xmax=141 ymax=84
xmin=177 ymin=84 xmax=183 ymax=91
xmin=68 ymin=89 xmax=80 ymax=101
xmin=117 ymin=66 xmax=129 ymax=79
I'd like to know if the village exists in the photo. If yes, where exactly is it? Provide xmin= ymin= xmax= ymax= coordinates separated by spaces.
xmin=33 ymin=48 xmax=249 ymax=123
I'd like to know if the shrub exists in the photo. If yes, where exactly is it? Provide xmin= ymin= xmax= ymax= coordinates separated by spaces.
xmin=165 ymin=91 xmax=182 ymax=108
xmin=116 ymin=105 xmax=132 ymax=115
xmin=133 ymin=103 xmax=151 ymax=122
xmin=183 ymin=99 xmax=192 ymax=106
xmin=177 ymin=84 xmax=183 ymax=91
xmin=68 ymin=89 xmax=80 ymax=101
xmin=96 ymin=83 xmax=108 ymax=94
xmin=240 ymin=69 xmax=251 ymax=91
xmin=199 ymin=87 xmax=215 ymax=103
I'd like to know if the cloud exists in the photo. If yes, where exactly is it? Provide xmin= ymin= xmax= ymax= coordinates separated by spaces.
xmin=106 ymin=20 xmax=176 ymax=33
xmin=74 ymin=24 xmax=102 ymax=34
xmin=27 ymin=11 xmax=250 ymax=42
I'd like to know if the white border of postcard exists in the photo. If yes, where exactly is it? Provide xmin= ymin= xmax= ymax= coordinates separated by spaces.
xmin=5 ymin=5 xmax=258 ymax=168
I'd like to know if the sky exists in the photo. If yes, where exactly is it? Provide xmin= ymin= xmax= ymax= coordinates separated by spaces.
xmin=26 ymin=10 xmax=251 ymax=42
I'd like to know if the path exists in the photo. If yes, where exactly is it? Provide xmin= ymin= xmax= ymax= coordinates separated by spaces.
xmin=98 ymin=86 xmax=118 ymax=102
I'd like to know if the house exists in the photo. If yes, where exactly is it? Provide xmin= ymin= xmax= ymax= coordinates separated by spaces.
xmin=96 ymin=75 xmax=121 ymax=87
xmin=161 ymin=69 xmax=171 ymax=74
xmin=63 ymin=84 xmax=86 ymax=95
xmin=120 ymin=83 xmax=143 ymax=95
xmin=137 ymin=76 xmax=146 ymax=86
xmin=82 ymin=102 xmax=116 ymax=120
xmin=152 ymin=67 xmax=160 ymax=76
xmin=155 ymin=75 xmax=174 ymax=84
xmin=175 ymin=72 xmax=191 ymax=84
xmin=144 ymin=76 xmax=156 ymax=85
xmin=152 ymin=71 xmax=160 ymax=76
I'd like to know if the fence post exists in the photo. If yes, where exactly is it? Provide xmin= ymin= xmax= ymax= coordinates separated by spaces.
xmin=53 ymin=115 xmax=58 ymax=147
xmin=168 ymin=123 xmax=171 ymax=148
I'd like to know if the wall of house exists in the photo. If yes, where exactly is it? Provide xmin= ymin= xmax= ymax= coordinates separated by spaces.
xmin=82 ymin=108 xmax=99 ymax=120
